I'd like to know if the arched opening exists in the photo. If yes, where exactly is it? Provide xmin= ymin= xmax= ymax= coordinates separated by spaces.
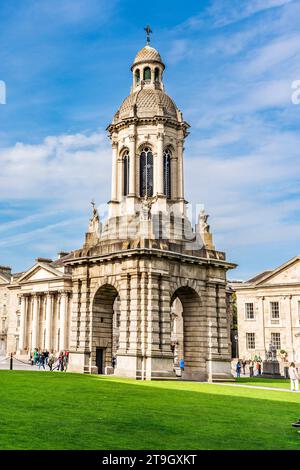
xmin=135 ymin=68 xmax=140 ymax=86
xmin=170 ymin=297 xmax=183 ymax=367
xmin=163 ymin=148 xmax=172 ymax=198
xmin=171 ymin=286 xmax=206 ymax=380
xmin=92 ymin=284 xmax=119 ymax=374
xmin=140 ymin=147 xmax=153 ymax=197
xmin=122 ymin=149 xmax=130 ymax=196
xmin=154 ymin=67 xmax=160 ymax=82
xmin=143 ymin=67 xmax=151 ymax=82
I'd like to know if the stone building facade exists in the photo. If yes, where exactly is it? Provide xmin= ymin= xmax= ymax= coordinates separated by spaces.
xmin=1 ymin=38 xmax=235 ymax=381
xmin=233 ymin=256 xmax=300 ymax=365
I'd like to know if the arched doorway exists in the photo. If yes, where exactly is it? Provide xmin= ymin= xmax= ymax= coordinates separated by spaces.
xmin=171 ymin=286 xmax=207 ymax=380
xmin=92 ymin=284 xmax=119 ymax=374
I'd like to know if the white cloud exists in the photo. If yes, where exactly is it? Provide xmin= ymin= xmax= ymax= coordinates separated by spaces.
xmin=0 ymin=130 xmax=111 ymax=209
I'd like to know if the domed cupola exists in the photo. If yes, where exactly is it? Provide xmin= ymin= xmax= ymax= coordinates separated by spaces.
xmin=111 ymin=28 xmax=186 ymax=126
xmin=131 ymin=45 xmax=165 ymax=70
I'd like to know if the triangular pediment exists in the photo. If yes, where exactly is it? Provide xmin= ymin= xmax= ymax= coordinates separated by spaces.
xmin=18 ymin=262 xmax=64 ymax=284
xmin=255 ymin=256 xmax=300 ymax=286
xmin=0 ymin=272 xmax=10 ymax=285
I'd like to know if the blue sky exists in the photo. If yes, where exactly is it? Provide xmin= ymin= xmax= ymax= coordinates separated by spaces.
xmin=0 ymin=0 xmax=300 ymax=279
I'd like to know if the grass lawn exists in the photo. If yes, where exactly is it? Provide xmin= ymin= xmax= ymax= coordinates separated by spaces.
xmin=0 ymin=371 xmax=300 ymax=450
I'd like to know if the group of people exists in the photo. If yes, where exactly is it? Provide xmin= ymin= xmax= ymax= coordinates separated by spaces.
xmin=31 ymin=349 xmax=69 ymax=372
xmin=236 ymin=358 xmax=262 ymax=377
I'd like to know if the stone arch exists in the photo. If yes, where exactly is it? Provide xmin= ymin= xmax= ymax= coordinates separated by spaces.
xmin=91 ymin=283 xmax=120 ymax=374
xmin=171 ymin=284 xmax=207 ymax=380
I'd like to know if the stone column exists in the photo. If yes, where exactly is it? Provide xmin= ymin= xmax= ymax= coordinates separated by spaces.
xmin=205 ymin=281 xmax=232 ymax=381
xmin=157 ymin=132 xmax=164 ymax=196
xmin=170 ymin=156 xmax=177 ymax=200
xmin=45 ymin=293 xmax=53 ymax=351
xmin=128 ymin=134 xmax=136 ymax=196
xmin=31 ymin=295 xmax=39 ymax=350
xmin=177 ymin=140 xmax=184 ymax=199
xmin=111 ymin=140 xmax=118 ymax=201
xmin=117 ymin=155 xmax=123 ymax=200
xmin=19 ymin=295 xmax=27 ymax=353
xmin=59 ymin=292 xmax=68 ymax=351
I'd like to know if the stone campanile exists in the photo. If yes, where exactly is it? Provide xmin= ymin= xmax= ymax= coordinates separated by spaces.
xmin=67 ymin=31 xmax=236 ymax=381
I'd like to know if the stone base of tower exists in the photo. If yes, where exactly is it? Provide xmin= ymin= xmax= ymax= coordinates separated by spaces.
xmin=114 ymin=353 xmax=175 ymax=380
xmin=68 ymin=350 xmax=91 ymax=374
xmin=206 ymin=357 xmax=233 ymax=382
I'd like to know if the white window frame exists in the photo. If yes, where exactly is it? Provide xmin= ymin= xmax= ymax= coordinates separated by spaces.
xmin=271 ymin=332 xmax=281 ymax=350
xmin=270 ymin=301 xmax=280 ymax=320
xmin=246 ymin=332 xmax=255 ymax=350
xmin=245 ymin=302 xmax=255 ymax=320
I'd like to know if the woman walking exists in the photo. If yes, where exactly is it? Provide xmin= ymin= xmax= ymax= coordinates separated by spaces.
xmin=289 ymin=362 xmax=299 ymax=392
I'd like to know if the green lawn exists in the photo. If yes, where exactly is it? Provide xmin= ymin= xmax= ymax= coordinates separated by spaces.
xmin=0 ymin=371 xmax=300 ymax=450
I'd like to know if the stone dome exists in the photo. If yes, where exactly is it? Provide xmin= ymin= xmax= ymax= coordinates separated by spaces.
xmin=117 ymin=88 xmax=178 ymax=120
xmin=132 ymin=45 xmax=164 ymax=68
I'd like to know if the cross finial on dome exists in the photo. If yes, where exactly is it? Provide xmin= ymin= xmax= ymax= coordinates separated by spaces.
xmin=144 ymin=25 xmax=152 ymax=45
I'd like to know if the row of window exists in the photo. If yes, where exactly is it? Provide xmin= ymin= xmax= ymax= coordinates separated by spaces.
xmin=246 ymin=332 xmax=281 ymax=350
xmin=135 ymin=67 xmax=160 ymax=85
xmin=244 ymin=300 xmax=294 ymax=320
xmin=123 ymin=147 xmax=172 ymax=198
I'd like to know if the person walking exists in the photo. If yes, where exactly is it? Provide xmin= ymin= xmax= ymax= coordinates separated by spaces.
xmin=179 ymin=358 xmax=184 ymax=372
xmin=257 ymin=361 xmax=262 ymax=375
xmin=236 ymin=360 xmax=241 ymax=378
xmin=33 ymin=348 xmax=39 ymax=366
xmin=63 ymin=351 xmax=69 ymax=372
xmin=38 ymin=351 xmax=45 ymax=370
xmin=58 ymin=351 xmax=64 ymax=372
xmin=289 ymin=362 xmax=299 ymax=392
xmin=44 ymin=350 xmax=49 ymax=367
xmin=249 ymin=361 xmax=254 ymax=377
xmin=242 ymin=359 xmax=247 ymax=375
xmin=48 ymin=352 xmax=55 ymax=371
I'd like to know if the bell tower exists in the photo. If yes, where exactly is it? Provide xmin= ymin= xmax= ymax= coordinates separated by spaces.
xmin=104 ymin=29 xmax=193 ymax=247
xmin=68 ymin=29 xmax=236 ymax=381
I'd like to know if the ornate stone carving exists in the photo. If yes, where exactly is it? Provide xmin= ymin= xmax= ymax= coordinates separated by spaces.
xmin=88 ymin=200 xmax=101 ymax=236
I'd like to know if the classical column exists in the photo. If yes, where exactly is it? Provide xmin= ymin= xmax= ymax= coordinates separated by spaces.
xmin=31 ymin=295 xmax=39 ymax=350
xmin=45 ymin=293 xmax=53 ymax=351
xmin=19 ymin=295 xmax=27 ymax=353
xmin=111 ymin=140 xmax=118 ymax=201
xmin=128 ymin=134 xmax=136 ymax=196
xmin=59 ymin=292 xmax=68 ymax=351
xmin=177 ymin=140 xmax=184 ymax=199
xmin=157 ymin=132 xmax=164 ymax=195
xmin=117 ymin=155 xmax=123 ymax=200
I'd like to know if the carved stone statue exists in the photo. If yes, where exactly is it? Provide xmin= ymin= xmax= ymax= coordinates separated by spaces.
xmin=140 ymin=195 xmax=157 ymax=221
xmin=199 ymin=209 xmax=210 ymax=233
xmin=88 ymin=200 xmax=101 ymax=236
xmin=266 ymin=342 xmax=277 ymax=361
